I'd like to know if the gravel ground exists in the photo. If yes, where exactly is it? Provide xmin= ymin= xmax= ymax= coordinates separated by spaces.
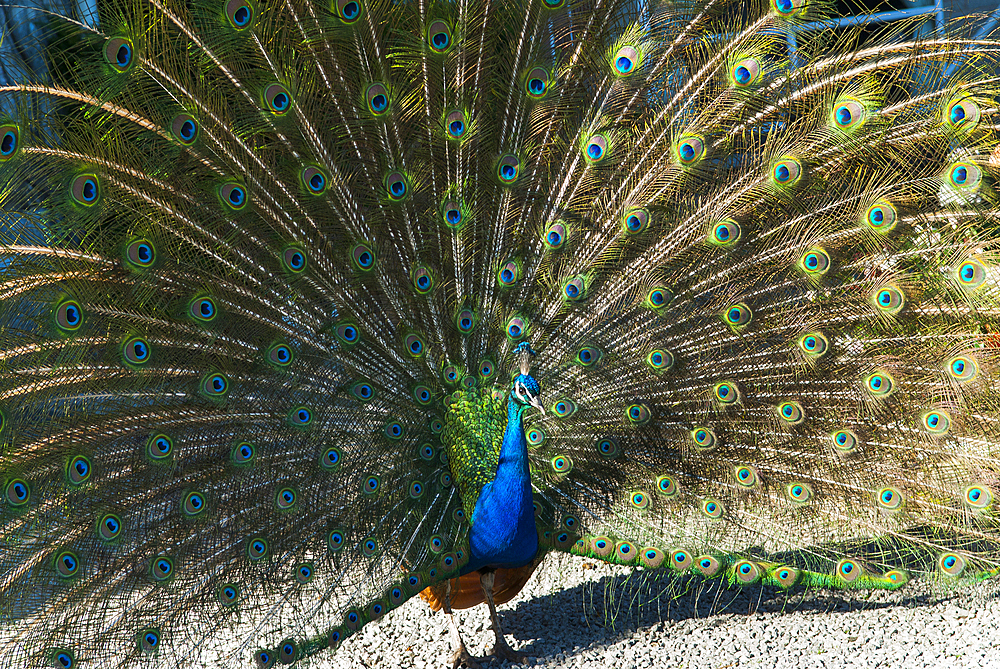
xmin=321 ymin=553 xmax=1000 ymax=669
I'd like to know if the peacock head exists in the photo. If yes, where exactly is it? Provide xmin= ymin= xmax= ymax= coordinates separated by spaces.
xmin=511 ymin=342 xmax=544 ymax=415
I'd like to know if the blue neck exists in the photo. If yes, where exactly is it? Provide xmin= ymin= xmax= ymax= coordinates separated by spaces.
xmin=462 ymin=397 xmax=539 ymax=573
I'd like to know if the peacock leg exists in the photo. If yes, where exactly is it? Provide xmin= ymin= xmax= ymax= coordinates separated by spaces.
xmin=479 ymin=569 xmax=527 ymax=664
xmin=444 ymin=579 xmax=481 ymax=669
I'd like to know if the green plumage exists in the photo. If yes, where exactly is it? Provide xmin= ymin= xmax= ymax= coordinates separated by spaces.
xmin=442 ymin=389 xmax=506 ymax=522
xmin=3 ymin=0 xmax=1000 ymax=667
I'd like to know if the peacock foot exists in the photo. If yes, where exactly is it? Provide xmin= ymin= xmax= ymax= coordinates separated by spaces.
xmin=450 ymin=645 xmax=482 ymax=669
xmin=489 ymin=639 xmax=526 ymax=664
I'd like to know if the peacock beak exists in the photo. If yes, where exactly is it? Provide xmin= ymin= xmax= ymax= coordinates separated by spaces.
xmin=528 ymin=394 xmax=545 ymax=415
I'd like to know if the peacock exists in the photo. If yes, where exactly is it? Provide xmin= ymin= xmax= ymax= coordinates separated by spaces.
xmin=4 ymin=0 xmax=1000 ymax=666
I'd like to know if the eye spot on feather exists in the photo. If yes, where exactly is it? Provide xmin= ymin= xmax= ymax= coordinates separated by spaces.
xmin=55 ymin=550 xmax=80 ymax=578
xmin=506 ymin=316 xmax=528 ymax=340
xmin=563 ymin=275 xmax=586 ymax=301
xmin=71 ymin=174 xmax=100 ymax=206
xmin=832 ymin=98 xmax=865 ymax=131
xmin=623 ymin=208 xmax=650 ymax=235
xmin=363 ymin=476 xmax=381 ymax=495
xmin=445 ymin=110 xmax=468 ymax=140
xmin=526 ymin=427 xmax=545 ymax=447
xmin=183 ymin=491 xmax=207 ymax=517
xmin=938 ymin=552 xmax=967 ymax=576
xmin=289 ymin=406 xmax=313 ymax=427
xmin=412 ymin=265 xmax=435 ymax=294
xmin=525 ymin=67 xmax=551 ymax=99
xmin=328 ymin=530 xmax=346 ymax=553
xmin=709 ymin=219 xmax=741 ymax=246
xmin=646 ymin=348 xmax=674 ymax=372
xmin=797 ymin=332 xmax=828 ymax=356
xmin=225 ymin=0 xmax=254 ymax=28
xmin=104 ymin=37 xmax=133 ymax=72
xmin=695 ymin=555 xmax=722 ymax=576
xmin=334 ymin=0 xmax=362 ymax=23
xmin=626 ymin=403 xmax=651 ymax=426
xmin=151 ymin=556 xmax=174 ymax=581
xmin=771 ymin=0 xmax=807 ymax=17
xmin=920 ymin=410 xmax=950 ymax=435
xmin=734 ymin=465 xmax=758 ymax=488
xmin=300 ymin=166 xmax=327 ymax=195
xmin=733 ymin=560 xmax=761 ymax=584
xmin=190 ymin=297 xmax=217 ymax=322
xmin=455 ymin=308 xmax=477 ymax=332
xmin=771 ymin=566 xmax=800 ymax=588
xmin=384 ymin=171 xmax=408 ymax=200
xmin=68 ymin=455 xmax=92 ymax=485
xmin=247 ymin=538 xmax=268 ymax=561
xmin=591 ymin=536 xmax=613 ymax=557
xmin=275 ymin=487 xmax=296 ymax=510
xmin=97 ymin=513 xmax=122 ymax=541
xmin=786 ymin=482 xmax=812 ymax=504
xmin=147 ymin=434 xmax=174 ymax=461
xmin=776 ymin=401 xmax=804 ymax=425
xmin=675 ymin=135 xmax=705 ymax=165
xmin=550 ymin=455 xmax=573 ymax=474
xmin=552 ymin=398 xmax=577 ymax=417
xmin=713 ymin=381 xmax=739 ymax=405
xmin=876 ymin=486 xmax=904 ymax=512
xmin=836 ymin=558 xmax=862 ymax=582
xmin=344 ymin=609 xmax=362 ymax=630
xmin=335 ymin=322 xmax=360 ymax=346
xmin=700 ymin=498 xmax=724 ymax=519
xmin=125 ymin=239 xmax=156 ymax=268
xmin=408 ymin=481 xmax=424 ymax=499
xmin=576 ymin=345 xmax=601 ymax=366
xmin=384 ymin=421 xmax=404 ymax=440
xmin=596 ymin=438 xmax=619 ymax=458
xmin=723 ymin=303 xmax=751 ymax=327
xmin=668 ymin=549 xmax=692 ymax=571
xmin=232 ymin=442 xmax=255 ymax=466
xmin=543 ymin=220 xmax=568 ymax=250
xmin=863 ymin=371 xmax=894 ymax=398
xmin=730 ymin=57 xmax=761 ymax=87
xmin=266 ymin=343 xmax=293 ymax=368
xmin=121 ymin=337 xmax=151 ymax=365
xmin=945 ymin=98 xmax=980 ymax=130
xmin=55 ymin=300 xmax=83 ymax=331
xmin=584 ymin=134 xmax=609 ymax=163
xmin=497 ymin=154 xmax=520 ymax=183
xmin=404 ymin=333 xmax=426 ymax=357
xmin=219 ymin=182 xmax=247 ymax=210
xmin=497 ymin=260 xmax=520 ymax=287
xmin=964 ymin=484 xmax=992 ymax=510
xmin=770 ymin=157 xmax=802 ymax=186
xmin=628 ymin=491 xmax=649 ymax=510
xmin=365 ymin=82 xmax=390 ymax=116
xmin=0 ymin=125 xmax=19 ymax=160
xmin=201 ymin=373 xmax=229 ymax=398
xmin=138 ymin=629 xmax=160 ymax=655
xmin=799 ymin=248 xmax=830 ymax=276
xmin=947 ymin=161 xmax=982 ymax=192
xmin=5 ymin=479 xmax=30 ymax=507
xmin=656 ymin=475 xmax=678 ymax=498
xmin=263 ymin=83 xmax=292 ymax=115
xmin=831 ymin=429 xmax=859 ymax=455
xmin=864 ymin=200 xmax=898 ymax=233
xmin=955 ymin=259 xmax=987 ymax=289
xmin=427 ymin=20 xmax=452 ymax=53
xmin=947 ymin=355 xmax=978 ymax=382
xmin=362 ymin=537 xmax=378 ymax=557
xmin=613 ymin=45 xmax=640 ymax=76
xmin=255 ymin=649 xmax=274 ymax=669
xmin=691 ymin=427 xmax=717 ymax=452
xmin=52 ymin=650 xmax=75 ymax=668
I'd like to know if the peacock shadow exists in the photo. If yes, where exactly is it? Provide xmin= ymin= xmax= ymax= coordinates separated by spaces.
xmin=491 ymin=556 xmax=1000 ymax=661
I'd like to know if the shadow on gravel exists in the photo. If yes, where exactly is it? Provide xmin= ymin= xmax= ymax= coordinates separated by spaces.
xmin=491 ymin=561 xmax=991 ymax=662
